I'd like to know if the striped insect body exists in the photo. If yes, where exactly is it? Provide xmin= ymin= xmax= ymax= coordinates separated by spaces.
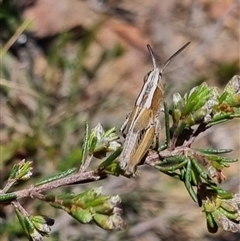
xmin=119 ymin=42 xmax=191 ymax=175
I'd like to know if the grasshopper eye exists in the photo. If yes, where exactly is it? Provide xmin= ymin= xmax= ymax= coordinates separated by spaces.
xmin=143 ymin=71 xmax=151 ymax=82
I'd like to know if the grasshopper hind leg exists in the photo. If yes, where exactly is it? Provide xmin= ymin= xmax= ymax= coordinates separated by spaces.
xmin=151 ymin=113 xmax=162 ymax=150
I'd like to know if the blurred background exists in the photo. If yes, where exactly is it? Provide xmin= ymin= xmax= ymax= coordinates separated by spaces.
xmin=0 ymin=0 xmax=239 ymax=240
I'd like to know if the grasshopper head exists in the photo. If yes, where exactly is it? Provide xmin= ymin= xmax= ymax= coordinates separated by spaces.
xmin=146 ymin=42 xmax=191 ymax=75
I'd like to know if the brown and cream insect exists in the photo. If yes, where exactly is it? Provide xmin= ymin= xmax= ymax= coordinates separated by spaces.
xmin=119 ymin=42 xmax=190 ymax=175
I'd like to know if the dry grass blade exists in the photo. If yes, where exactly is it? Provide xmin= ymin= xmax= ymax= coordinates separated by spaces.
xmin=0 ymin=19 xmax=32 ymax=58
xmin=0 ymin=78 xmax=40 ymax=98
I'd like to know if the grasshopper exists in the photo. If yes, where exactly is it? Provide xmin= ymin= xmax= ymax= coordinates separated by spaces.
xmin=119 ymin=42 xmax=191 ymax=176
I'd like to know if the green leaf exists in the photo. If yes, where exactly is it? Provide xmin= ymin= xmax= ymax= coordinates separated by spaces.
xmin=211 ymin=187 xmax=234 ymax=199
xmin=184 ymin=159 xmax=198 ymax=203
xmin=205 ymin=154 xmax=238 ymax=164
xmin=103 ymin=127 xmax=117 ymax=137
xmin=206 ymin=211 xmax=218 ymax=233
xmin=70 ymin=208 xmax=93 ymax=223
xmin=35 ymin=168 xmax=77 ymax=186
xmin=0 ymin=192 xmax=17 ymax=204
xmin=218 ymin=206 xmax=239 ymax=220
xmin=81 ymin=122 xmax=90 ymax=164
xmin=194 ymin=148 xmax=233 ymax=154
xmin=182 ymin=83 xmax=209 ymax=115
xmin=98 ymin=147 xmax=122 ymax=174
xmin=15 ymin=209 xmax=29 ymax=237
xmin=220 ymin=199 xmax=239 ymax=213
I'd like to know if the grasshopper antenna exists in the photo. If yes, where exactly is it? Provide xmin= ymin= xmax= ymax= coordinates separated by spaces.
xmin=146 ymin=44 xmax=157 ymax=69
xmin=161 ymin=41 xmax=191 ymax=72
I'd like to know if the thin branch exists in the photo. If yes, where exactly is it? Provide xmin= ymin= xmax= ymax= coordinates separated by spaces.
xmin=183 ymin=123 xmax=208 ymax=147
xmin=12 ymin=201 xmax=30 ymax=217
xmin=79 ymin=154 xmax=93 ymax=173
xmin=13 ymin=170 xmax=105 ymax=200
xmin=1 ymin=180 xmax=16 ymax=194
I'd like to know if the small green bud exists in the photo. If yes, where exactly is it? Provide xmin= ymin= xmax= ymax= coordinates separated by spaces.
xmin=70 ymin=208 xmax=93 ymax=223
xmin=221 ymin=75 xmax=240 ymax=107
xmin=29 ymin=228 xmax=43 ymax=241
xmin=93 ymin=211 xmax=125 ymax=230
xmin=73 ymin=187 xmax=103 ymax=204
xmin=88 ymin=124 xmax=120 ymax=158
xmin=9 ymin=159 xmax=33 ymax=181
xmin=30 ymin=215 xmax=53 ymax=236
xmin=92 ymin=195 xmax=121 ymax=214
xmin=15 ymin=209 xmax=43 ymax=240
xmin=173 ymin=92 xmax=182 ymax=104
xmin=203 ymin=193 xmax=240 ymax=233
xmin=211 ymin=209 xmax=239 ymax=232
